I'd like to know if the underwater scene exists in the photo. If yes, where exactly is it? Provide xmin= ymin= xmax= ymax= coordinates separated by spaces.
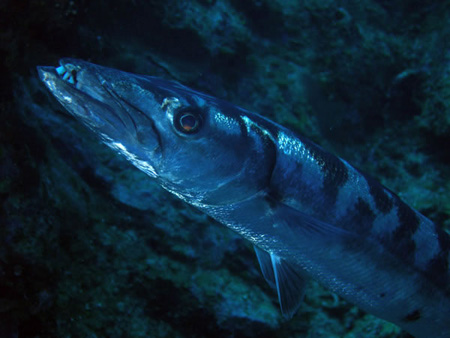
xmin=1 ymin=1 xmax=450 ymax=337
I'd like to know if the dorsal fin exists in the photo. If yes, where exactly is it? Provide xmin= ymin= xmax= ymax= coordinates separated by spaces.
xmin=254 ymin=246 xmax=307 ymax=319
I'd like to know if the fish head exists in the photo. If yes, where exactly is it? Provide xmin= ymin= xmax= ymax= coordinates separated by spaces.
xmin=38 ymin=59 xmax=275 ymax=205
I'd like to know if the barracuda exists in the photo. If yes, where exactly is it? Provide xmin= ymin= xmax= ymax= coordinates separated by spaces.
xmin=37 ymin=59 xmax=450 ymax=338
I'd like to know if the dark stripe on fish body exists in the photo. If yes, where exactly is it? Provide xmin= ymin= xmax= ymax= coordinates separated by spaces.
xmin=363 ymin=174 xmax=394 ymax=214
xmin=424 ymin=224 xmax=450 ymax=289
xmin=299 ymin=137 xmax=349 ymax=184
xmin=394 ymin=199 xmax=420 ymax=239
xmin=255 ymin=123 xmax=279 ymax=200
xmin=263 ymin=132 xmax=279 ymax=189
xmin=425 ymin=253 xmax=449 ymax=290
xmin=385 ymin=199 xmax=420 ymax=264
xmin=322 ymin=162 xmax=349 ymax=209
xmin=338 ymin=197 xmax=376 ymax=234
xmin=247 ymin=113 xmax=349 ymax=207
xmin=298 ymin=137 xmax=349 ymax=207
xmin=435 ymin=223 xmax=450 ymax=254
xmin=354 ymin=198 xmax=377 ymax=234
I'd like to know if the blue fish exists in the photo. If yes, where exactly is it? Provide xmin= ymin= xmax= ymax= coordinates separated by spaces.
xmin=37 ymin=59 xmax=450 ymax=338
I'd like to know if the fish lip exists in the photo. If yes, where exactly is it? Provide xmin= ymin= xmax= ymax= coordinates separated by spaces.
xmin=37 ymin=66 xmax=62 ymax=87
xmin=37 ymin=65 xmax=55 ymax=80
xmin=42 ymin=59 xmax=115 ymax=105
xmin=37 ymin=61 xmax=80 ymax=94
xmin=38 ymin=58 xmax=87 ymax=88
xmin=38 ymin=59 xmax=162 ymax=157
xmin=37 ymin=62 xmax=112 ymax=128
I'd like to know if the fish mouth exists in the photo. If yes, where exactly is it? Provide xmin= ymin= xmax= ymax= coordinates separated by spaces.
xmin=38 ymin=59 xmax=105 ymax=107
xmin=37 ymin=59 xmax=85 ymax=95
xmin=37 ymin=59 xmax=163 ymax=166
xmin=37 ymin=59 xmax=133 ymax=130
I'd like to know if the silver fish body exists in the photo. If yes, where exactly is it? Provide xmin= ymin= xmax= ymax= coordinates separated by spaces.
xmin=38 ymin=59 xmax=450 ymax=338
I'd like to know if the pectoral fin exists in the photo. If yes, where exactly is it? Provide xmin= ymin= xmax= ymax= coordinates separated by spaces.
xmin=275 ymin=201 xmax=351 ymax=238
xmin=254 ymin=246 xmax=307 ymax=319
xmin=254 ymin=246 xmax=276 ymax=288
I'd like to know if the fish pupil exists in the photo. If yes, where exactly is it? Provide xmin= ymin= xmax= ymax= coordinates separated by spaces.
xmin=180 ymin=114 xmax=197 ymax=131
xmin=175 ymin=110 xmax=202 ymax=134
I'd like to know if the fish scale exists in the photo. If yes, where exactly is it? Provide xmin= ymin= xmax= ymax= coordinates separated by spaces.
xmin=38 ymin=59 xmax=450 ymax=338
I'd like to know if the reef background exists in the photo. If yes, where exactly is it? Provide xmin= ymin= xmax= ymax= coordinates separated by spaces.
xmin=1 ymin=1 xmax=449 ymax=337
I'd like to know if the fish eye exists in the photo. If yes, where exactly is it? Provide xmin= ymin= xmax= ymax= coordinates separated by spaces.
xmin=174 ymin=108 xmax=203 ymax=134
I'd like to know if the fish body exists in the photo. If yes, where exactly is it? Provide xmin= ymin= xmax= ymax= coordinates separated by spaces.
xmin=38 ymin=59 xmax=450 ymax=338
